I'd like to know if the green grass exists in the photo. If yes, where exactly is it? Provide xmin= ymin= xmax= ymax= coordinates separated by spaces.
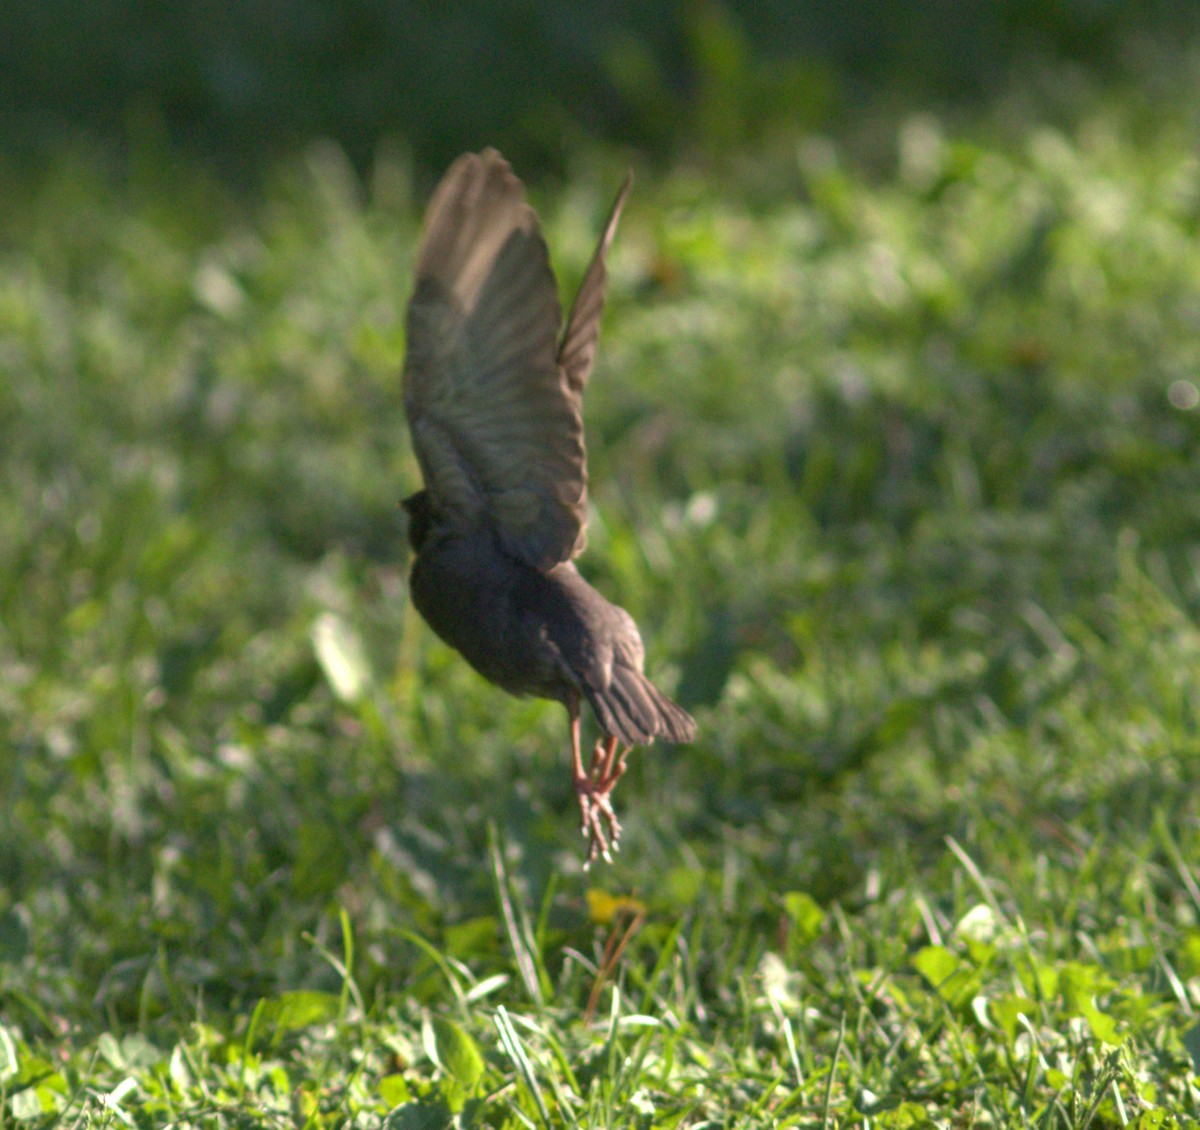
xmin=4 ymin=102 xmax=1200 ymax=1125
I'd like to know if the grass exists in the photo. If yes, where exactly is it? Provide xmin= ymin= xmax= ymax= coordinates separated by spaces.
xmin=4 ymin=98 xmax=1200 ymax=1125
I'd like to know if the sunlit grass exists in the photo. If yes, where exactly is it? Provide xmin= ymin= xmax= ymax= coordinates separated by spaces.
xmin=3 ymin=106 xmax=1200 ymax=1124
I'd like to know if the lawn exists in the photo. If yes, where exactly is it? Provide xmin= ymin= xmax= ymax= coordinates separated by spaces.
xmin=3 ymin=96 xmax=1200 ymax=1125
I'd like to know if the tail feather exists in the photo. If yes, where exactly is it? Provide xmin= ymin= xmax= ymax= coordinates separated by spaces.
xmin=604 ymin=671 xmax=659 ymax=744
xmin=584 ymin=663 xmax=697 ymax=747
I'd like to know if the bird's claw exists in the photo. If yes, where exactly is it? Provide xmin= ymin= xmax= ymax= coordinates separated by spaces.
xmin=575 ymin=737 xmax=628 ymax=867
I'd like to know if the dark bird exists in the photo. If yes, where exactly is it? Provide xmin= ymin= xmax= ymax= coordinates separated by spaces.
xmin=401 ymin=149 xmax=696 ymax=864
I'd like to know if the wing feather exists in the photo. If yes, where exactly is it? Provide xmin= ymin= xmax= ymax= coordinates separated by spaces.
xmin=403 ymin=150 xmax=628 ymax=570
xmin=558 ymin=171 xmax=632 ymax=393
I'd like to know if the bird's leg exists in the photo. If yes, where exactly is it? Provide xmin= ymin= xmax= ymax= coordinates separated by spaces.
xmin=586 ymin=733 xmax=611 ymax=778
xmin=594 ymin=734 xmax=629 ymax=789
xmin=586 ymin=736 xmax=623 ymax=830
xmin=569 ymin=709 xmax=627 ymax=866
xmin=570 ymin=706 xmax=590 ymax=829
xmin=577 ymin=734 xmax=632 ymax=867
xmin=570 ymin=707 xmax=611 ymax=864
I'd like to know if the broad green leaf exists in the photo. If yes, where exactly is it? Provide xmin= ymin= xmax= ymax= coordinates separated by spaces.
xmin=911 ymin=946 xmax=981 ymax=1009
xmin=1176 ymin=930 xmax=1200 ymax=978
xmin=312 ymin=611 xmax=371 ymax=703
xmin=96 ymin=1032 xmax=123 ymax=1070
xmin=989 ymin=995 xmax=1038 ymax=1042
xmin=258 ymin=990 xmax=342 ymax=1034
xmin=8 ymin=1088 xmax=42 ymax=1120
xmin=388 ymin=1103 xmax=455 ymax=1130
xmin=444 ymin=916 xmax=500 ymax=959
xmin=1081 ymin=1003 xmax=1121 ymax=1046
xmin=432 ymin=1018 xmax=484 ymax=1090
xmin=782 ymin=891 xmax=825 ymax=946
xmin=1184 ymin=1025 xmax=1200 ymax=1074
xmin=168 ymin=1044 xmax=192 ymax=1090
xmin=0 ymin=1025 xmax=17 ymax=1082
xmin=379 ymin=1073 xmax=412 ymax=1107
xmin=911 ymin=946 xmax=960 ymax=989
xmin=118 ymin=1034 xmax=165 ymax=1069
xmin=954 ymin=904 xmax=997 ymax=941
xmin=1058 ymin=963 xmax=1120 ymax=1044
xmin=1129 ymin=1112 xmax=1180 ymax=1129
xmin=876 ymin=1101 xmax=937 ymax=1128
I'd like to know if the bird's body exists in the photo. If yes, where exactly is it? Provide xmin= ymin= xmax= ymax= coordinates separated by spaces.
xmin=407 ymin=490 xmax=695 ymax=747
xmin=401 ymin=149 xmax=695 ymax=862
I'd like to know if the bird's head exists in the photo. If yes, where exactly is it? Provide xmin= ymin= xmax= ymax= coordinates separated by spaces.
xmin=401 ymin=490 xmax=436 ymax=553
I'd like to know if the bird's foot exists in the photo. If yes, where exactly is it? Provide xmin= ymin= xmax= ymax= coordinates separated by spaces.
xmin=575 ymin=736 xmax=629 ymax=867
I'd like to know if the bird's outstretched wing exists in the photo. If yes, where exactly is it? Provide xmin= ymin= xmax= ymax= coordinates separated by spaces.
xmin=404 ymin=150 xmax=629 ymax=571
xmin=558 ymin=171 xmax=632 ymax=396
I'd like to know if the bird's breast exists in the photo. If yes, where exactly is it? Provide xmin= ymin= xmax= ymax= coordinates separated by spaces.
xmin=409 ymin=531 xmax=571 ymax=701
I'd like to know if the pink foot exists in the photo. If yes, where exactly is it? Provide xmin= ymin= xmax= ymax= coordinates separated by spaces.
xmin=574 ymin=735 xmax=629 ymax=866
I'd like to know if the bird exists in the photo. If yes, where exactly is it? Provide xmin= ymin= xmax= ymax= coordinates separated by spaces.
xmin=400 ymin=149 xmax=697 ymax=864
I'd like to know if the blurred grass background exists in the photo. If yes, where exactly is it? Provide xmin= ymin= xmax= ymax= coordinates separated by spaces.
xmin=3 ymin=0 xmax=1200 ymax=178
xmin=5 ymin=1 xmax=1200 ymax=1124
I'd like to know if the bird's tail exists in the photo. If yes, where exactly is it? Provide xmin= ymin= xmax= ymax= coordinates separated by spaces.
xmin=585 ymin=663 xmax=697 ymax=748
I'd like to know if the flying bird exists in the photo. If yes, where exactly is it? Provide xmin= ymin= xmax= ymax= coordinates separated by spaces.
xmin=401 ymin=149 xmax=696 ymax=864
